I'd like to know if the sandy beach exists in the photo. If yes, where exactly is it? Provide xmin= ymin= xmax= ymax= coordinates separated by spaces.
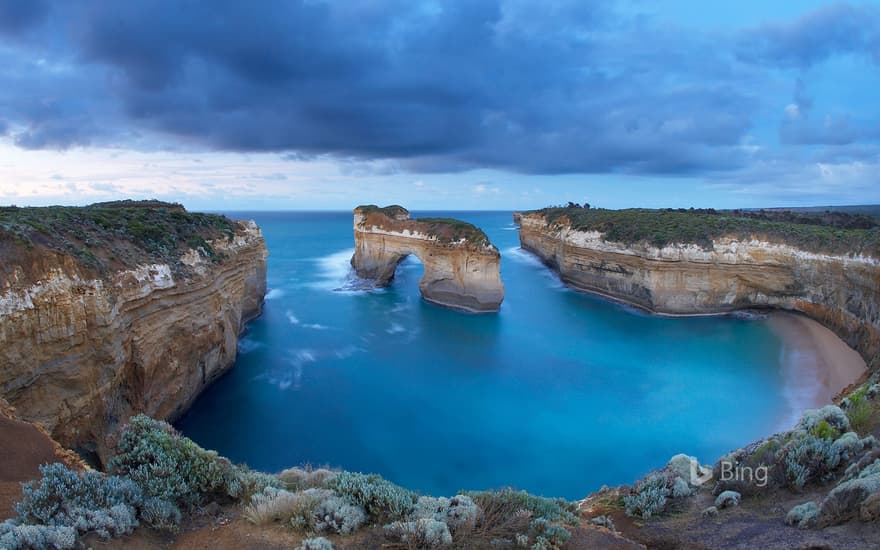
xmin=768 ymin=311 xmax=868 ymax=430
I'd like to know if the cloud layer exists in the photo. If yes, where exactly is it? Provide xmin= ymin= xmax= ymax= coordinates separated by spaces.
xmin=1 ymin=0 xmax=879 ymax=187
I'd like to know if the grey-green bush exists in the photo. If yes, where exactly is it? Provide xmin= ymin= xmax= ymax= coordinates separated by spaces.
xmin=14 ymin=463 xmax=142 ymax=540
xmin=110 ymin=415 xmax=237 ymax=514
xmin=780 ymin=434 xmax=842 ymax=489
xmin=140 ymin=497 xmax=182 ymax=531
xmin=785 ymin=501 xmax=818 ymax=529
xmin=384 ymin=517 xmax=453 ymax=547
xmin=313 ymin=494 xmax=367 ymax=535
xmin=327 ymin=472 xmax=416 ymax=521
xmin=413 ymin=495 xmax=480 ymax=532
xmin=0 ymin=521 xmax=77 ymax=550
xmin=624 ymin=474 xmax=669 ymax=519
xmin=295 ymin=536 xmax=335 ymax=550
xmin=529 ymin=518 xmax=571 ymax=550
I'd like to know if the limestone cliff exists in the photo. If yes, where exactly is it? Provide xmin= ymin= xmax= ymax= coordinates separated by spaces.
xmin=0 ymin=203 xmax=267 ymax=463
xmin=518 ymin=211 xmax=880 ymax=369
xmin=351 ymin=205 xmax=504 ymax=312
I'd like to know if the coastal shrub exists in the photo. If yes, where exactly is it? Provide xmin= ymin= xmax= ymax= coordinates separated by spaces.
xmin=672 ymin=477 xmax=692 ymax=498
xmin=140 ymin=497 xmax=182 ymax=531
xmin=714 ymin=490 xmax=741 ymax=509
xmin=831 ymin=432 xmax=868 ymax=461
xmin=295 ymin=536 xmax=335 ymax=550
xmin=327 ymin=472 xmax=416 ymax=521
xmin=229 ymin=468 xmax=283 ymax=501
xmin=785 ymin=501 xmax=818 ymax=529
xmin=530 ymin=206 xmax=880 ymax=256
xmin=243 ymin=487 xmax=326 ymax=527
xmin=624 ymin=474 xmax=670 ymax=519
xmin=313 ymin=494 xmax=367 ymax=535
xmin=529 ymin=518 xmax=570 ymax=550
xmin=461 ymin=497 xmax=532 ymax=545
xmin=589 ymin=515 xmax=616 ymax=531
xmin=110 ymin=415 xmax=237 ymax=513
xmin=780 ymin=434 xmax=842 ymax=489
xmin=810 ymin=420 xmax=839 ymax=440
xmin=846 ymin=395 xmax=874 ymax=434
xmin=384 ymin=517 xmax=453 ymax=548
xmin=466 ymin=489 xmax=578 ymax=525
xmin=279 ymin=467 xmax=338 ymax=491
xmin=0 ymin=521 xmax=76 ymax=550
xmin=817 ymin=464 xmax=880 ymax=526
xmin=0 ymin=202 xmax=236 ymax=273
xmin=413 ymin=495 xmax=480 ymax=532
xmin=796 ymin=406 xmax=850 ymax=434
xmin=15 ymin=463 xmax=142 ymax=539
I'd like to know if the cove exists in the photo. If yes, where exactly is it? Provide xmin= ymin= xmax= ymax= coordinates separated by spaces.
xmin=176 ymin=211 xmax=832 ymax=499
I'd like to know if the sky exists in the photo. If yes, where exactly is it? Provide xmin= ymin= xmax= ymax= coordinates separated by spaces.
xmin=0 ymin=0 xmax=878 ymax=210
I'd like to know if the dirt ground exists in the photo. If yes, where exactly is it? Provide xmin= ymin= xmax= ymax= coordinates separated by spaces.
xmin=0 ymin=415 xmax=71 ymax=520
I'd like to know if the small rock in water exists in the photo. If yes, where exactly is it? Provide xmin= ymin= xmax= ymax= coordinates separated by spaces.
xmin=701 ymin=506 xmax=719 ymax=518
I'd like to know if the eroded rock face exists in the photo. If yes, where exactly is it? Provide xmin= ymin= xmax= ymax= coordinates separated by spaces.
xmin=519 ymin=212 xmax=880 ymax=368
xmin=351 ymin=206 xmax=504 ymax=312
xmin=0 ymin=220 xmax=267 ymax=462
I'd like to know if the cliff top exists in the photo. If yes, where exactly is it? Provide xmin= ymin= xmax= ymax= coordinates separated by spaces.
xmin=0 ymin=201 xmax=245 ymax=284
xmin=525 ymin=206 xmax=880 ymax=257
xmin=355 ymin=204 xmax=492 ymax=247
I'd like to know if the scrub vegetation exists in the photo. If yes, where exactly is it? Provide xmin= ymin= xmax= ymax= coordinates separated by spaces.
xmin=1 ymin=416 xmax=577 ymax=549
xmin=0 ymin=201 xmax=238 ymax=280
xmin=528 ymin=205 xmax=880 ymax=256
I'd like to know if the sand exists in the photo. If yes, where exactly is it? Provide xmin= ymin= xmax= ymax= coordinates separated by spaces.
xmin=768 ymin=311 xmax=868 ymax=430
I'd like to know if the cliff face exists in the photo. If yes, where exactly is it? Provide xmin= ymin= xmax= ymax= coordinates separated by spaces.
xmin=351 ymin=205 xmax=504 ymax=312
xmin=519 ymin=212 xmax=880 ymax=368
xmin=0 ymin=215 xmax=267 ymax=463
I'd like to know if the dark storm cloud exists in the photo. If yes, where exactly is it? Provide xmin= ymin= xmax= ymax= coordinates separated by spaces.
xmin=0 ymin=1 xmax=876 ymax=175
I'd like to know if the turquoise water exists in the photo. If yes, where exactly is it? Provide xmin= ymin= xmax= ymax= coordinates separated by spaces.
xmin=176 ymin=211 xmax=793 ymax=499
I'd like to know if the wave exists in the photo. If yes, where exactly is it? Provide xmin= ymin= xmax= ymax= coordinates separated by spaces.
xmin=503 ymin=246 xmax=545 ymax=268
xmin=305 ymin=248 xmax=380 ymax=292
xmin=237 ymin=337 xmax=263 ymax=354
xmin=504 ymin=246 xmax=565 ymax=289
xmin=387 ymin=323 xmax=406 ymax=334
xmin=265 ymin=288 xmax=285 ymax=300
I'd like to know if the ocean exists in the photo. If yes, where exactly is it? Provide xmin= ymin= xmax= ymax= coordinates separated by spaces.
xmin=176 ymin=210 xmax=797 ymax=499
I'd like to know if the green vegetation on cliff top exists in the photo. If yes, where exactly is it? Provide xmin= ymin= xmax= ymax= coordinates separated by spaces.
xmin=357 ymin=204 xmax=491 ymax=247
xmin=0 ymin=201 xmax=238 ymax=279
xmin=527 ymin=206 xmax=880 ymax=256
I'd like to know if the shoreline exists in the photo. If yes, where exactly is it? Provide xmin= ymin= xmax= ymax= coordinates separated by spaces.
xmin=517 ymin=246 xmax=869 ymax=429
xmin=768 ymin=311 xmax=868 ymax=429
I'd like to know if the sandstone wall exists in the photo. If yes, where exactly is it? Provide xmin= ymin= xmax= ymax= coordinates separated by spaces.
xmin=519 ymin=213 xmax=880 ymax=369
xmin=0 ymin=221 xmax=267 ymax=462
xmin=351 ymin=208 xmax=504 ymax=313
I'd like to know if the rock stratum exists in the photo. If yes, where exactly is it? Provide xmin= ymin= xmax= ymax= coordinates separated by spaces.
xmin=0 ymin=202 xmax=267 ymax=463
xmin=518 ymin=209 xmax=880 ymax=369
xmin=351 ymin=205 xmax=504 ymax=312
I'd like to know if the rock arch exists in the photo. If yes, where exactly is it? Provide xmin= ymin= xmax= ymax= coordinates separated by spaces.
xmin=350 ymin=205 xmax=504 ymax=312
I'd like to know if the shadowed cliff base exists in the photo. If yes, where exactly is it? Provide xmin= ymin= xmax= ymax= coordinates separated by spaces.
xmin=350 ymin=205 xmax=504 ymax=312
